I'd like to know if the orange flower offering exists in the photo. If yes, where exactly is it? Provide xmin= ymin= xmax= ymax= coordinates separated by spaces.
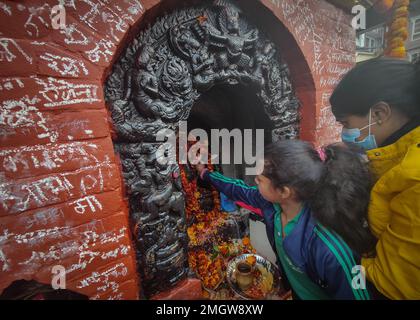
xmin=189 ymin=249 xmax=225 ymax=290
xmin=179 ymin=143 xmax=256 ymax=298
xmin=246 ymin=255 xmax=257 ymax=267
xmin=242 ymin=264 xmax=275 ymax=299
xmin=188 ymin=239 xmax=256 ymax=291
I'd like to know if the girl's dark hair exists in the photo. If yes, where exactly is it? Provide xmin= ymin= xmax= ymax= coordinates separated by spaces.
xmin=330 ymin=57 xmax=420 ymax=119
xmin=263 ymin=140 xmax=377 ymax=256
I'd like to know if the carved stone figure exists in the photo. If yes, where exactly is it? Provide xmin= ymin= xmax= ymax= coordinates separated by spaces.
xmin=105 ymin=0 xmax=300 ymax=298
xmin=196 ymin=2 xmax=258 ymax=71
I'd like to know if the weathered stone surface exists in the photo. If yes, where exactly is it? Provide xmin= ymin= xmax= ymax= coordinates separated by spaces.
xmin=105 ymin=0 xmax=302 ymax=298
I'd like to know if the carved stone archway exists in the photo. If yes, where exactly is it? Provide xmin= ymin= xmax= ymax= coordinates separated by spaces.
xmin=105 ymin=0 xmax=299 ymax=297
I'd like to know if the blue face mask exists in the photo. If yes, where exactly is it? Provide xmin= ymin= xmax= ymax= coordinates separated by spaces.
xmin=341 ymin=110 xmax=378 ymax=151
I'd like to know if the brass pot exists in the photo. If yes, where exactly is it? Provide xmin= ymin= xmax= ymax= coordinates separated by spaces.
xmin=235 ymin=262 xmax=254 ymax=291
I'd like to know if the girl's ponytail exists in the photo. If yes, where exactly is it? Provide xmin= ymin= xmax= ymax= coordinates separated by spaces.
xmin=263 ymin=140 xmax=377 ymax=256
xmin=310 ymin=143 xmax=377 ymax=257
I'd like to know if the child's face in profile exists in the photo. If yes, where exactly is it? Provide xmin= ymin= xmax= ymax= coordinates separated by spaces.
xmin=254 ymin=158 xmax=293 ymax=204
xmin=254 ymin=174 xmax=282 ymax=203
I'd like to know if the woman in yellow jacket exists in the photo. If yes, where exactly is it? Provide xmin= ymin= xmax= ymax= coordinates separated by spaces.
xmin=330 ymin=57 xmax=420 ymax=299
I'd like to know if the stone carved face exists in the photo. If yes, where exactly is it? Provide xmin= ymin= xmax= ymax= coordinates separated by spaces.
xmin=223 ymin=7 xmax=240 ymax=34
xmin=161 ymin=57 xmax=192 ymax=96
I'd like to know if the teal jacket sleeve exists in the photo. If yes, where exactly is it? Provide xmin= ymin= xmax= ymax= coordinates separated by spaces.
xmin=200 ymin=169 xmax=271 ymax=217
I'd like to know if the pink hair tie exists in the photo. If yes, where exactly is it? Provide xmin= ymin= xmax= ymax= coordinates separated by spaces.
xmin=316 ymin=147 xmax=327 ymax=162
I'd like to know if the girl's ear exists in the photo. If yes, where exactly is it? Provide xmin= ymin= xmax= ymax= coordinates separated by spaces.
xmin=278 ymin=186 xmax=292 ymax=200
xmin=372 ymin=102 xmax=392 ymax=125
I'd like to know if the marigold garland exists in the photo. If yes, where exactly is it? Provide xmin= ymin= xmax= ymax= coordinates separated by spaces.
xmin=179 ymin=143 xmax=255 ymax=296
xmin=381 ymin=0 xmax=411 ymax=58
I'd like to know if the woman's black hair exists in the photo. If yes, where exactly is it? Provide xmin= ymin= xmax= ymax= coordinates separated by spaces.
xmin=330 ymin=57 xmax=420 ymax=119
xmin=263 ymin=140 xmax=377 ymax=256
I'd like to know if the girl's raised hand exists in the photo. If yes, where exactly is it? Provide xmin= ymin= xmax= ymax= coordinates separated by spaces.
xmin=194 ymin=163 xmax=206 ymax=175
xmin=189 ymin=139 xmax=208 ymax=175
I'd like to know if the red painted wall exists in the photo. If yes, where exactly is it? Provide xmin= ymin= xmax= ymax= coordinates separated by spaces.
xmin=0 ymin=0 xmax=355 ymax=299
xmin=259 ymin=0 xmax=355 ymax=146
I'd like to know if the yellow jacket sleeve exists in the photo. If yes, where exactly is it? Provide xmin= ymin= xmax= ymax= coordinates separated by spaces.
xmin=364 ymin=142 xmax=420 ymax=299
